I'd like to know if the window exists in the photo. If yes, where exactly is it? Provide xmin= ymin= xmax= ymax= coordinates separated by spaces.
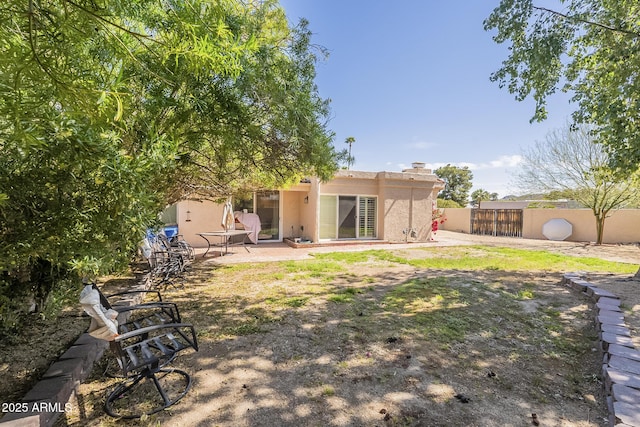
xmin=359 ymin=197 xmax=376 ymax=238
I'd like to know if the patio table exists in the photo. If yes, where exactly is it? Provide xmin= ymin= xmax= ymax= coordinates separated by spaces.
xmin=197 ymin=230 xmax=251 ymax=257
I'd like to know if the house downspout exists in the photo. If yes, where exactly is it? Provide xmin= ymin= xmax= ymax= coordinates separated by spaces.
xmin=313 ymin=178 xmax=321 ymax=243
xmin=405 ymin=187 xmax=415 ymax=242
xmin=410 ymin=187 xmax=416 ymax=239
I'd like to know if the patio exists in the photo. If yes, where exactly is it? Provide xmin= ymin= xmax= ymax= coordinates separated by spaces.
xmin=196 ymin=230 xmax=640 ymax=265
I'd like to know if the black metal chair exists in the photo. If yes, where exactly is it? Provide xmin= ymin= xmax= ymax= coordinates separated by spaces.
xmin=80 ymin=284 xmax=198 ymax=419
xmin=159 ymin=233 xmax=196 ymax=264
xmin=103 ymin=322 xmax=198 ymax=418
xmin=93 ymin=284 xmax=183 ymax=332
xmin=141 ymin=235 xmax=193 ymax=287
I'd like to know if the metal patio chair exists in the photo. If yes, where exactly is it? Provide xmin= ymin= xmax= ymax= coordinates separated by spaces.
xmin=80 ymin=284 xmax=198 ymax=419
xmin=141 ymin=235 xmax=191 ymax=287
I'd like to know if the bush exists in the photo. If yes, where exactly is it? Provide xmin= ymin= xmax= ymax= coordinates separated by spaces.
xmin=0 ymin=274 xmax=32 ymax=337
xmin=436 ymin=198 xmax=463 ymax=208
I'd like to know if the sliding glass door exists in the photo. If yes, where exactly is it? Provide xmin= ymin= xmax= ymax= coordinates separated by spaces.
xmin=256 ymin=191 xmax=280 ymax=241
xmin=338 ymin=196 xmax=357 ymax=238
xmin=319 ymin=196 xmax=337 ymax=240
xmin=320 ymin=195 xmax=376 ymax=240
xmin=233 ymin=191 xmax=281 ymax=241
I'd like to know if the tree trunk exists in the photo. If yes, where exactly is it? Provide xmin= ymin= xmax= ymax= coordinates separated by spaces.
xmin=30 ymin=258 xmax=58 ymax=313
xmin=595 ymin=214 xmax=605 ymax=245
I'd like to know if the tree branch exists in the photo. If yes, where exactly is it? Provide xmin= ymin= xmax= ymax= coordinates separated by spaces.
xmin=533 ymin=6 xmax=640 ymax=38
xmin=61 ymin=0 xmax=163 ymax=44
xmin=28 ymin=0 xmax=65 ymax=86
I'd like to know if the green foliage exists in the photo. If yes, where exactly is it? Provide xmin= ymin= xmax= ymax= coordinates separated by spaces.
xmin=484 ymin=0 xmax=640 ymax=172
xmin=0 ymin=275 xmax=30 ymax=337
xmin=435 ymin=164 xmax=473 ymax=206
xmin=171 ymin=15 xmax=340 ymax=196
xmin=283 ymin=259 xmax=346 ymax=281
xmin=0 ymin=263 xmax=81 ymax=337
xmin=327 ymin=293 xmax=354 ymax=303
xmin=0 ymin=0 xmax=338 ymax=331
xmin=436 ymin=198 xmax=463 ymax=208
xmin=526 ymin=202 xmax=558 ymax=209
xmin=326 ymin=286 xmax=365 ymax=303
xmin=39 ymin=278 xmax=84 ymax=322
xmin=470 ymin=189 xmax=499 ymax=207
xmin=265 ymin=296 xmax=310 ymax=308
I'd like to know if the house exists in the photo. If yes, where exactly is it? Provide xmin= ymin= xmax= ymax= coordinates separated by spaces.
xmin=169 ymin=162 xmax=445 ymax=248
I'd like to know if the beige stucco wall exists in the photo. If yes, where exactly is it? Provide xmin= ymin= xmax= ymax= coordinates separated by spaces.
xmin=523 ymin=209 xmax=640 ymax=243
xmin=379 ymin=181 xmax=433 ymax=241
xmin=441 ymin=208 xmax=640 ymax=243
xmin=170 ymin=167 xmax=444 ymax=245
xmin=175 ymin=200 xmax=226 ymax=248
xmin=173 ymin=200 xmax=640 ymax=246
xmin=440 ymin=208 xmax=472 ymax=234
xmin=317 ymin=170 xmax=442 ymax=242
xmin=175 ymin=183 xmax=320 ymax=247
xmin=282 ymin=191 xmax=300 ymax=240
xmin=480 ymin=201 xmax=570 ymax=209
xmin=378 ymin=169 xmax=441 ymax=242
xmin=600 ymin=209 xmax=640 ymax=243
xmin=282 ymin=189 xmax=316 ymax=241
xmin=308 ymin=179 xmax=320 ymax=242
xmin=319 ymin=173 xmax=379 ymax=196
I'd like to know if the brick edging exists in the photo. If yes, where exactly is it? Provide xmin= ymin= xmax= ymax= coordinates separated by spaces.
xmin=0 ymin=281 xmax=151 ymax=427
xmin=562 ymin=273 xmax=640 ymax=427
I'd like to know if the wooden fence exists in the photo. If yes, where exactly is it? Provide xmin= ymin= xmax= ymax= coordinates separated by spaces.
xmin=470 ymin=209 xmax=523 ymax=237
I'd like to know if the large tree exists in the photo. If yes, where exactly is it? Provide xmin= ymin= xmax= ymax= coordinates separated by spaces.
xmin=484 ymin=0 xmax=640 ymax=173
xmin=435 ymin=164 xmax=474 ymax=207
xmin=0 ymin=0 xmax=338 ymax=325
xmin=470 ymin=189 xmax=499 ymax=208
xmin=515 ymin=125 xmax=640 ymax=244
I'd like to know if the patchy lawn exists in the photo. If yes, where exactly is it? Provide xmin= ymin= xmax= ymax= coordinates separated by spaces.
xmin=48 ymin=246 xmax=639 ymax=427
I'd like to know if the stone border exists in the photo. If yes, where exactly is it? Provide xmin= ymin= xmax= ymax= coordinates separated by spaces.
xmin=0 ymin=283 xmax=151 ymax=427
xmin=563 ymin=273 xmax=640 ymax=427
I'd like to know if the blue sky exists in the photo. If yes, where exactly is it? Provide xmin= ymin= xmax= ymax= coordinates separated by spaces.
xmin=279 ymin=1 xmax=575 ymax=198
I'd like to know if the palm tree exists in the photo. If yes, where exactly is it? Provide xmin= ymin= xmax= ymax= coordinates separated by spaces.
xmin=345 ymin=136 xmax=356 ymax=170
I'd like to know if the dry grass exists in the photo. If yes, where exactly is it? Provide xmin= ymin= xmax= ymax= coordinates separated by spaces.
xmin=49 ymin=246 xmax=639 ymax=426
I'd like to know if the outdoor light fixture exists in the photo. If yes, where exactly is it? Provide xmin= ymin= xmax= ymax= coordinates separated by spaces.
xmin=185 ymin=210 xmax=192 ymax=222
xmin=304 ymin=195 xmax=309 ymax=204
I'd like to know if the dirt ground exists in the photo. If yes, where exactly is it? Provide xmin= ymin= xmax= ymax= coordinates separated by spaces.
xmin=432 ymin=231 xmax=640 ymax=350
xmin=1 ymin=231 xmax=639 ymax=426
